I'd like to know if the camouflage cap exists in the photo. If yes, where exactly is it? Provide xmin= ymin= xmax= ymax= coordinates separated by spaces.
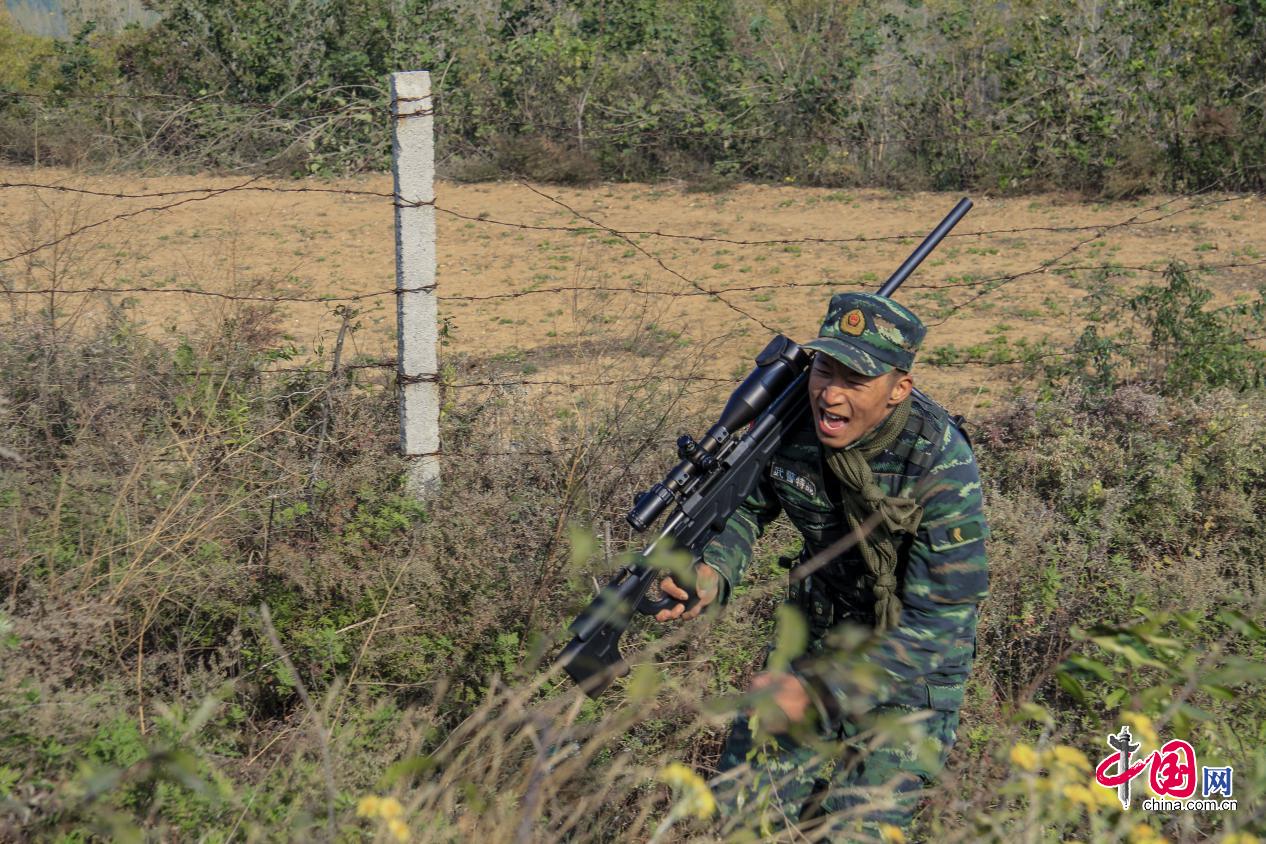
xmin=803 ymin=292 xmax=926 ymax=375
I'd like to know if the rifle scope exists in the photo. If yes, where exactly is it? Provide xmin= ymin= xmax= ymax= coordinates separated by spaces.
xmin=626 ymin=335 xmax=810 ymax=532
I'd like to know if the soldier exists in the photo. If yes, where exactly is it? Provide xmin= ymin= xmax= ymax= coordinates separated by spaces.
xmin=656 ymin=291 xmax=989 ymax=838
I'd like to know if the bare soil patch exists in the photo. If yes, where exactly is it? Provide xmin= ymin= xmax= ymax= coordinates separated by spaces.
xmin=3 ymin=166 xmax=1262 ymax=414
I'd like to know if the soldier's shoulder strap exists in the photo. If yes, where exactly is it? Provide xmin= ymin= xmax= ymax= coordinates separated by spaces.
xmin=948 ymin=412 xmax=974 ymax=450
xmin=896 ymin=389 xmax=976 ymax=475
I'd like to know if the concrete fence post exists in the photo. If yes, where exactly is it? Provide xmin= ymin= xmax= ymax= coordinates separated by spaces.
xmin=391 ymin=70 xmax=440 ymax=499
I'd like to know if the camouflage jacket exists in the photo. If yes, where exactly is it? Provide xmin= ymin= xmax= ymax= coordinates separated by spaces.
xmin=701 ymin=389 xmax=989 ymax=717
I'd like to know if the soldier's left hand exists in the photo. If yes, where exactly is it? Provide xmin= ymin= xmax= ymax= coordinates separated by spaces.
xmin=654 ymin=563 xmax=720 ymax=622
xmin=750 ymin=671 xmax=812 ymax=730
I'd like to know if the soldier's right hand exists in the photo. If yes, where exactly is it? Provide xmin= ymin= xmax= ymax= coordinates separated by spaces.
xmin=655 ymin=564 xmax=720 ymax=622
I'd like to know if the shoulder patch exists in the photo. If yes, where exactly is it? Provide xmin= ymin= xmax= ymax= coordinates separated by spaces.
xmin=927 ymin=517 xmax=988 ymax=552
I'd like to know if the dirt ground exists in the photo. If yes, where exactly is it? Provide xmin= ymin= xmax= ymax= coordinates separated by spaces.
xmin=2 ymin=165 xmax=1263 ymax=416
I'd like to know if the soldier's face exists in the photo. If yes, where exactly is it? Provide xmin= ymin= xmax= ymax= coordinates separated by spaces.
xmin=807 ymin=353 xmax=912 ymax=448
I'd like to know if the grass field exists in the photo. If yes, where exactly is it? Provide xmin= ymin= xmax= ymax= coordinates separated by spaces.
xmin=3 ymin=165 xmax=1263 ymax=410
xmin=2 ymin=165 xmax=1265 ymax=842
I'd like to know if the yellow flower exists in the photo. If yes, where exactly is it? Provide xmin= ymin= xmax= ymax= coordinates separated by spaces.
xmin=378 ymin=797 xmax=404 ymax=820
xmin=879 ymin=823 xmax=906 ymax=843
xmin=1050 ymin=745 xmax=1091 ymax=773
xmin=1122 ymin=712 xmax=1158 ymax=749
xmin=387 ymin=818 xmax=410 ymax=843
xmin=1129 ymin=823 xmax=1168 ymax=844
xmin=659 ymin=762 xmax=699 ymax=791
xmin=658 ymin=762 xmax=717 ymax=820
xmin=356 ymin=795 xmax=381 ymax=818
xmin=1062 ymin=783 xmax=1096 ymax=809
xmin=1089 ymin=779 xmax=1122 ymax=810
xmin=1224 ymin=835 xmax=1261 ymax=844
xmin=1010 ymin=743 xmax=1038 ymax=772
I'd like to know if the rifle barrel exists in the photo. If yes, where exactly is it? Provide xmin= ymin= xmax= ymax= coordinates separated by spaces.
xmin=876 ymin=197 xmax=973 ymax=298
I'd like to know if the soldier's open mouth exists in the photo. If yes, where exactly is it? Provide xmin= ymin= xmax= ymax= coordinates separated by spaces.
xmin=818 ymin=407 xmax=848 ymax=434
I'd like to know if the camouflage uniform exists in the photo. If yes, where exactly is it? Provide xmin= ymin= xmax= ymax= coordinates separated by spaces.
xmin=703 ymin=293 xmax=989 ymax=838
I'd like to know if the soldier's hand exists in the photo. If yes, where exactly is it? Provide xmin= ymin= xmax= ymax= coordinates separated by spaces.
xmin=750 ymin=671 xmax=812 ymax=731
xmin=654 ymin=564 xmax=720 ymax=622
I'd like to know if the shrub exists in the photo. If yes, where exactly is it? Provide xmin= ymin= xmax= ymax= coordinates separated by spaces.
xmin=1 ymin=266 xmax=1263 ymax=840
xmin=3 ymin=0 xmax=1264 ymax=191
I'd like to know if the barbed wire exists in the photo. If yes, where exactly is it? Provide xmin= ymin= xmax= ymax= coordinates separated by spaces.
xmin=6 ymin=252 xmax=1264 ymax=306
xmin=256 ymin=359 xmax=745 ymax=388
xmin=446 ymin=374 xmax=741 ymax=389
xmin=921 ymin=332 xmax=1266 ymax=368
xmin=1 ymin=89 xmax=320 ymax=106
xmin=435 ymin=191 xmax=1241 ymax=246
xmin=0 ymin=189 xmax=433 ymax=270
xmin=0 ymin=179 xmax=412 ymax=202
xmin=0 ymin=88 xmax=1039 ymax=148
xmin=37 ymin=321 xmax=1263 ymax=388
xmin=0 ymin=175 xmax=262 ymax=265
xmin=1 ymin=89 xmax=239 ymax=104
xmin=201 ymin=322 xmax=1266 ymax=391
xmin=312 ymin=327 xmax=1266 ymax=457
xmin=5 ymin=86 xmax=1219 ymax=157
xmin=516 ymin=180 xmax=780 ymax=333
xmin=924 ymin=185 xmax=1252 ymax=326
xmin=0 ymin=86 xmax=396 ymax=113
xmin=2 ymin=166 xmax=1260 ymax=401
xmin=0 ymin=176 xmax=1245 ymax=251
xmin=446 ymin=252 xmax=1265 ymax=301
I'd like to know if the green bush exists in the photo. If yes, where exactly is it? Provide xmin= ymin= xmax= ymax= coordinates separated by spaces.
xmin=1043 ymin=263 xmax=1266 ymax=395
xmin=3 ymin=0 xmax=1264 ymax=190
xmin=1 ymin=268 xmax=1263 ymax=839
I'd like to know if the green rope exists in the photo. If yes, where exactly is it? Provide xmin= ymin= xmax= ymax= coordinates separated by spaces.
xmin=823 ymin=398 xmax=923 ymax=631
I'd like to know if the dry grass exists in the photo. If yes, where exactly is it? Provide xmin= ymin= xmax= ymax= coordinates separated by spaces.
xmin=1 ymin=186 xmax=1264 ymax=843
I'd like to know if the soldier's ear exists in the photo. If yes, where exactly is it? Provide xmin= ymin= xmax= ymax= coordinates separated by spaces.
xmin=888 ymin=370 xmax=913 ymax=405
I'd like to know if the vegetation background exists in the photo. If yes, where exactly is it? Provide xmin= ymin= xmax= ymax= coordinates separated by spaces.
xmin=1 ymin=1 xmax=1265 ymax=842
xmin=2 ymin=0 xmax=1265 ymax=192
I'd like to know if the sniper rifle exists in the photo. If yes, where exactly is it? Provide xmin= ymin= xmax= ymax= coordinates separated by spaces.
xmin=558 ymin=197 xmax=974 ymax=697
